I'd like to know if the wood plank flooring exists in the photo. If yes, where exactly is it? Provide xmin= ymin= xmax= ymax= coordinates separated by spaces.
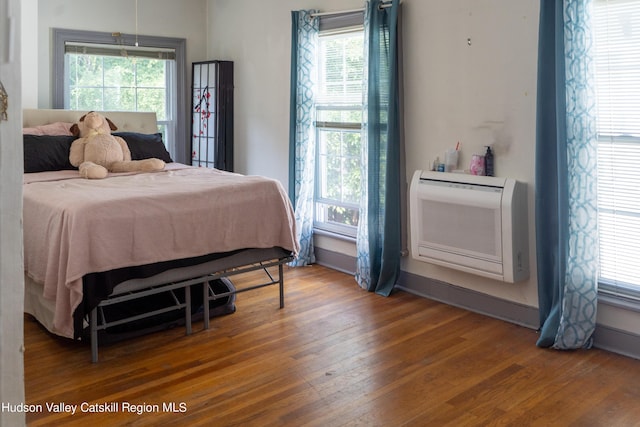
xmin=24 ymin=265 xmax=640 ymax=426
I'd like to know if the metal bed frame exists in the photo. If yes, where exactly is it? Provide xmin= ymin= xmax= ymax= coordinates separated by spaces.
xmin=89 ymin=254 xmax=293 ymax=362
xmin=23 ymin=109 xmax=298 ymax=363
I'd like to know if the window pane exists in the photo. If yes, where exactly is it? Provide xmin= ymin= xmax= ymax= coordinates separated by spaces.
xmin=104 ymin=88 xmax=135 ymax=111
xmin=316 ymin=201 xmax=360 ymax=228
xmin=65 ymin=53 xmax=170 ymax=120
xmin=103 ymin=57 xmax=134 ymax=87
xmin=594 ymin=0 xmax=640 ymax=290
xmin=71 ymin=55 xmax=103 ymax=87
xmin=594 ymin=0 xmax=640 ymax=137
xmin=317 ymin=128 xmax=362 ymax=206
xmin=136 ymin=58 xmax=167 ymax=87
xmin=70 ymin=88 xmax=103 ymax=110
xmin=137 ymin=88 xmax=167 ymax=118
xmin=317 ymin=32 xmax=364 ymax=105
xmin=597 ymin=138 xmax=640 ymax=287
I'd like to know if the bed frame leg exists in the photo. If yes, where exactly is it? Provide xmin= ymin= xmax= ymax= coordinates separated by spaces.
xmin=90 ymin=308 xmax=98 ymax=363
xmin=279 ymin=263 xmax=285 ymax=309
xmin=185 ymin=285 xmax=192 ymax=335
xmin=203 ymin=281 xmax=210 ymax=329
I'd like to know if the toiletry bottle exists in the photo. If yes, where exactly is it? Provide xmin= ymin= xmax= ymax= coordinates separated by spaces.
xmin=484 ymin=146 xmax=494 ymax=177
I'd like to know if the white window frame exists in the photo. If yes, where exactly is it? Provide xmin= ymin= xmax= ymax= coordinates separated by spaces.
xmin=313 ymin=26 xmax=365 ymax=238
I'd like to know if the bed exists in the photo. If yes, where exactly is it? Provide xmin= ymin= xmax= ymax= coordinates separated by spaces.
xmin=22 ymin=109 xmax=299 ymax=362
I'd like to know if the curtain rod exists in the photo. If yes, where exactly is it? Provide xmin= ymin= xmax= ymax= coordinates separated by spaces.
xmin=310 ymin=2 xmax=394 ymax=18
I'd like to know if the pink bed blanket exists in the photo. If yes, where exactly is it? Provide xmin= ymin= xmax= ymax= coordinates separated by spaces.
xmin=23 ymin=164 xmax=299 ymax=338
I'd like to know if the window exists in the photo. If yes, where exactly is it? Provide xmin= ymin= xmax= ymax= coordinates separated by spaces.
xmin=593 ymin=0 xmax=640 ymax=295
xmin=65 ymin=45 xmax=174 ymax=146
xmin=314 ymin=28 xmax=365 ymax=237
xmin=52 ymin=29 xmax=187 ymax=163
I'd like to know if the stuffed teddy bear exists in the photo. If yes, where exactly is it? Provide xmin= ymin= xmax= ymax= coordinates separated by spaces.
xmin=69 ymin=111 xmax=165 ymax=179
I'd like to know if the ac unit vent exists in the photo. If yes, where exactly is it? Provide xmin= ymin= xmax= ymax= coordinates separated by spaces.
xmin=409 ymin=170 xmax=529 ymax=283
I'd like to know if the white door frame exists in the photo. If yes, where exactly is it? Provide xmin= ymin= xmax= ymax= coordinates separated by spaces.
xmin=0 ymin=0 xmax=25 ymax=425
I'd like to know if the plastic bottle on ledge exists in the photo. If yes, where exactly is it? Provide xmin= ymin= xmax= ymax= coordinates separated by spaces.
xmin=484 ymin=146 xmax=494 ymax=177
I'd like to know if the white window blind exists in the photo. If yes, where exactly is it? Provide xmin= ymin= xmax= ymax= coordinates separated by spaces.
xmin=65 ymin=42 xmax=176 ymax=60
xmin=593 ymin=0 xmax=640 ymax=291
xmin=317 ymin=31 xmax=365 ymax=106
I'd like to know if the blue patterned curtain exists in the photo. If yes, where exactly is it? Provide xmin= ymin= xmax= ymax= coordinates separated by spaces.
xmin=356 ymin=0 xmax=402 ymax=296
xmin=536 ymin=0 xmax=599 ymax=349
xmin=289 ymin=10 xmax=319 ymax=266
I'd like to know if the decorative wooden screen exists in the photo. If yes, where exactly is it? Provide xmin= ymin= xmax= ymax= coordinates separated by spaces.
xmin=191 ymin=60 xmax=234 ymax=171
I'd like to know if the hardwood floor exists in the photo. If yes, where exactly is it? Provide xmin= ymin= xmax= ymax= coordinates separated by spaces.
xmin=24 ymin=265 xmax=640 ymax=426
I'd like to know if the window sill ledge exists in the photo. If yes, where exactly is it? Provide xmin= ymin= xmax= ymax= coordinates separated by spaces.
xmin=313 ymin=228 xmax=356 ymax=244
xmin=598 ymin=291 xmax=640 ymax=314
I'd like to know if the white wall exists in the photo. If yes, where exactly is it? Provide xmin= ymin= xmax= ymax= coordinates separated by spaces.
xmin=22 ymin=0 xmax=37 ymax=108
xmin=207 ymin=0 xmax=539 ymax=300
xmin=401 ymin=0 xmax=539 ymax=309
xmin=207 ymin=0 xmax=640 ymax=339
xmin=207 ymin=0 xmax=326 ymax=182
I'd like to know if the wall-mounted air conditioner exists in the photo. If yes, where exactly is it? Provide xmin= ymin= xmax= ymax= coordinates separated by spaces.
xmin=409 ymin=170 xmax=529 ymax=283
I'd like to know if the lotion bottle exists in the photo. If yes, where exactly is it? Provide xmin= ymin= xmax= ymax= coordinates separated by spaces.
xmin=484 ymin=146 xmax=494 ymax=177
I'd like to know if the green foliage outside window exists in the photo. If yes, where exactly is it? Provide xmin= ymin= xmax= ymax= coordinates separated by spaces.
xmin=67 ymin=54 xmax=167 ymax=120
